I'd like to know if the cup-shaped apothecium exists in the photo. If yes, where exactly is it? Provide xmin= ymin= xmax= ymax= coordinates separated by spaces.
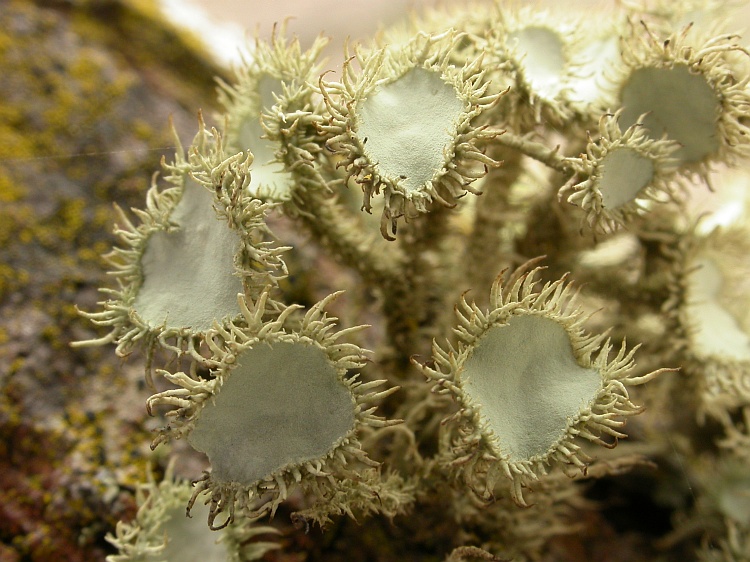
xmin=73 ymin=123 xmax=288 ymax=359
xmin=320 ymin=30 xmax=502 ymax=239
xmin=614 ymin=24 xmax=750 ymax=171
xmin=218 ymin=25 xmax=330 ymax=202
xmin=106 ymin=463 xmax=280 ymax=562
xmin=562 ymin=110 xmax=681 ymax=233
xmin=665 ymin=225 xmax=750 ymax=424
xmin=416 ymin=263 xmax=665 ymax=504
xmin=147 ymin=290 xmax=403 ymax=529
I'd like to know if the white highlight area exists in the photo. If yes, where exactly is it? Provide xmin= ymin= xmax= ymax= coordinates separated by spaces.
xmin=159 ymin=0 xmax=247 ymax=66
xmin=509 ymin=26 xmax=566 ymax=100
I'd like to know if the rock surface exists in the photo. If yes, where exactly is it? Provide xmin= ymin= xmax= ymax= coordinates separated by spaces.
xmin=0 ymin=1 xmax=224 ymax=559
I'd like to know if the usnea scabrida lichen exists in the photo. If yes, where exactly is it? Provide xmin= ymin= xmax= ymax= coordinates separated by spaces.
xmin=70 ymin=2 xmax=750 ymax=560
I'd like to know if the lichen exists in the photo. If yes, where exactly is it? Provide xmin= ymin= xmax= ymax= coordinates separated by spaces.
xmin=664 ymin=223 xmax=750 ymax=423
xmin=416 ymin=263 xmax=664 ymax=504
xmin=562 ymin=110 xmax=681 ymax=232
xmin=217 ymin=24 xmax=328 ymax=202
xmin=147 ymin=289 xmax=403 ymax=529
xmin=106 ymin=463 xmax=280 ymax=562
xmin=73 ymin=120 xmax=288 ymax=358
xmin=613 ymin=22 xmax=750 ymax=170
xmin=37 ymin=0 xmax=750 ymax=559
xmin=320 ymin=30 xmax=501 ymax=239
xmin=480 ymin=4 xmax=590 ymax=126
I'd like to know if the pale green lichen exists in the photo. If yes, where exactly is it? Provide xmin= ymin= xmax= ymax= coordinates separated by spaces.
xmin=614 ymin=23 xmax=750 ymax=169
xmin=664 ymin=224 xmax=750 ymax=423
xmin=147 ymin=289 xmax=402 ymax=529
xmin=217 ymin=25 xmax=328 ymax=201
xmin=562 ymin=110 xmax=681 ymax=232
xmin=416 ymin=263 xmax=663 ymax=505
xmin=73 ymin=119 xmax=288 ymax=358
xmin=106 ymin=464 xmax=280 ymax=562
xmin=63 ymin=1 xmax=750 ymax=558
xmin=480 ymin=4 xmax=590 ymax=126
xmin=320 ymin=30 xmax=501 ymax=239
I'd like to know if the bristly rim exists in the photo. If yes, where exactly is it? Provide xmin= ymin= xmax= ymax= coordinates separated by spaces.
xmin=611 ymin=21 xmax=750 ymax=173
xmin=319 ymin=29 xmax=503 ymax=240
xmin=623 ymin=0 xmax=748 ymax=30
xmin=216 ymin=23 xmax=330 ymax=201
xmin=663 ymin=225 xmax=750 ymax=422
xmin=222 ymin=21 xmax=329 ymax=88
xmin=481 ymin=3 xmax=591 ymax=126
xmin=216 ymin=21 xmax=330 ymax=146
xmin=146 ymin=288 xmax=399 ymax=530
xmin=561 ymin=109 xmax=682 ymax=234
xmin=414 ymin=260 xmax=664 ymax=505
xmin=73 ymin=118 xmax=288 ymax=363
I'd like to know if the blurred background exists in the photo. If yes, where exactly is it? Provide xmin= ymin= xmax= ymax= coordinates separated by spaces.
xmin=165 ymin=0 xmax=449 ymax=65
xmin=166 ymin=0 xmax=610 ymax=66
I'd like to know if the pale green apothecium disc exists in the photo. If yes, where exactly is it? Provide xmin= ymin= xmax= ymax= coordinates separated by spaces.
xmin=134 ymin=178 xmax=242 ymax=332
xmin=462 ymin=316 xmax=600 ymax=462
xmin=189 ymin=342 xmax=356 ymax=485
xmin=357 ymin=67 xmax=465 ymax=194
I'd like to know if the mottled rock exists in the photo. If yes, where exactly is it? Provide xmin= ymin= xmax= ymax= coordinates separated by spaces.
xmin=0 ymin=1 xmax=225 ymax=559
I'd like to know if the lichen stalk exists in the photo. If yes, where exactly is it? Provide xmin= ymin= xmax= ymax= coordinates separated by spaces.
xmin=487 ymin=129 xmax=572 ymax=173
xmin=282 ymin=155 xmax=404 ymax=290
xmin=462 ymin=147 xmax=523 ymax=303
xmin=396 ymin=202 xmax=458 ymax=346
